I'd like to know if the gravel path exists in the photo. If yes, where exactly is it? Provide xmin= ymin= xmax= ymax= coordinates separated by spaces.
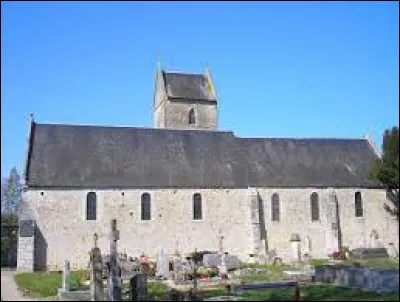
xmin=1 ymin=269 xmax=36 ymax=301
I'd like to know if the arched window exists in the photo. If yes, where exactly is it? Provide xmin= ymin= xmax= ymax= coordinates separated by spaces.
xmin=355 ymin=191 xmax=363 ymax=217
xmin=188 ymin=108 xmax=196 ymax=125
xmin=193 ymin=193 xmax=202 ymax=220
xmin=86 ymin=192 xmax=97 ymax=220
xmin=271 ymin=193 xmax=280 ymax=222
xmin=310 ymin=192 xmax=319 ymax=221
xmin=141 ymin=193 xmax=151 ymax=221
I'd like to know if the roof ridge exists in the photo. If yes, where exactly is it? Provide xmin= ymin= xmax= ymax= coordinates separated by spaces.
xmin=235 ymin=136 xmax=366 ymax=141
xmin=36 ymin=122 xmax=234 ymax=134
xmin=163 ymin=70 xmax=204 ymax=76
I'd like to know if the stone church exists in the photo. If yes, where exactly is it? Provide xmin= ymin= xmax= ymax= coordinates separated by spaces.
xmin=17 ymin=65 xmax=399 ymax=271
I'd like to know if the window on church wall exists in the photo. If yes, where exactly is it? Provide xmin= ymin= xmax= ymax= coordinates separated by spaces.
xmin=271 ymin=193 xmax=280 ymax=222
xmin=86 ymin=192 xmax=97 ymax=220
xmin=355 ymin=191 xmax=363 ymax=217
xmin=310 ymin=192 xmax=319 ymax=221
xmin=141 ymin=193 xmax=151 ymax=221
xmin=189 ymin=109 xmax=196 ymax=125
xmin=193 ymin=193 xmax=202 ymax=220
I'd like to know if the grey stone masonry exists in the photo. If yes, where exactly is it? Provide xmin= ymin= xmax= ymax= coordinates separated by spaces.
xmin=17 ymin=220 xmax=35 ymax=272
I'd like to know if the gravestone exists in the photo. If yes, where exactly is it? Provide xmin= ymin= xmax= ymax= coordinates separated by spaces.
xmin=62 ymin=260 xmax=71 ymax=291
xmin=203 ymin=253 xmax=240 ymax=270
xmin=388 ymin=243 xmax=399 ymax=258
xmin=157 ymin=248 xmax=169 ymax=279
xmin=303 ymin=236 xmax=311 ymax=257
xmin=108 ymin=220 xmax=121 ymax=301
xmin=90 ymin=233 xmax=103 ymax=301
xmin=350 ymin=248 xmax=389 ymax=260
xmin=173 ymin=251 xmax=184 ymax=284
xmin=218 ymin=233 xmax=228 ymax=275
xmin=57 ymin=260 xmax=72 ymax=299
xmin=130 ymin=273 xmax=148 ymax=301
xmin=290 ymin=233 xmax=301 ymax=262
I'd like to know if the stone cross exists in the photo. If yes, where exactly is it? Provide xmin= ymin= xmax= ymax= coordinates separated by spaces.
xmin=90 ymin=245 xmax=103 ymax=301
xmin=108 ymin=219 xmax=121 ymax=301
xmin=62 ymin=260 xmax=70 ymax=291
xmin=218 ymin=228 xmax=224 ymax=253
xmin=219 ymin=235 xmax=224 ymax=254
xmin=192 ymin=248 xmax=198 ymax=292
xmin=94 ymin=233 xmax=98 ymax=248
xmin=175 ymin=239 xmax=179 ymax=255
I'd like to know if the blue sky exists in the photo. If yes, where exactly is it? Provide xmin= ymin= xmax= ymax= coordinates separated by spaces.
xmin=1 ymin=1 xmax=399 ymax=179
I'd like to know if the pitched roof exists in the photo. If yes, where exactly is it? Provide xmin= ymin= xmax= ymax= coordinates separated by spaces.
xmin=162 ymin=71 xmax=215 ymax=101
xmin=25 ymin=123 xmax=381 ymax=188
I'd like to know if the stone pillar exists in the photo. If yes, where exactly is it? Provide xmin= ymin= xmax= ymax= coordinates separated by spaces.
xmin=290 ymin=234 xmax=301 ymax=262
xmin=108 ymin=220 xmax=121 ymax=301
xmin=17 ymin=220 xmax=35 ymax=272
xmin=248 ymin=189 xmax=262 ymax=261
xmin=325 ymin=190 xmax=340 ymax=254
xmin=90 ymin=233 xmax=103 ymax=301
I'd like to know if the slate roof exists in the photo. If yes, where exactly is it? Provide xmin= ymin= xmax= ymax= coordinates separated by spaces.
xmin=162 ymin=72 xmax=215 ymax=101
xmin=25 ymin=123 xmax=381 ymax=188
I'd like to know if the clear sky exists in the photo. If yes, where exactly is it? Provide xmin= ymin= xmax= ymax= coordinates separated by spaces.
xmin=1 ymin=1 xmax=399 ymax=179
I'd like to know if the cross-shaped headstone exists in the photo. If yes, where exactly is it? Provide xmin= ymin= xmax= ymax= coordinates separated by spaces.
xmin=108 ymin=219 xmax=121 ymax=301
xmin=218 ymin=230 xmax=224 ymax=253
xmin=175 ymin=239 xmax=179 ymax=255
xmin=93 ymin=233 xmax=98 ymax=248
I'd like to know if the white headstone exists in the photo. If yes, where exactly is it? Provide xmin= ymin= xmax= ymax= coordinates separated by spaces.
xmin=62 ymin=260 xmax=70 ymax=291
xmin=157 ymin=248 xmax=169 ymax=278
xmin=388 ymin=243 xmax=399 ymax=258
xmin=304 ymin=236 xmax=311 ymax=255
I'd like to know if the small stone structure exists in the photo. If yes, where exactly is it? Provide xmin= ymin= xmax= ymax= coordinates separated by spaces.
xmin=315 ymin=266 xmax=399 ymax=293
xmin=290 ymin=233 xmax=301 ymax=262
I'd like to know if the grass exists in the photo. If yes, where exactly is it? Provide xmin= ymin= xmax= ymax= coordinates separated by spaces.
xmin=239 ymin=263 xmax=294 ymax=283
xmin=356 ymin=258 xmax=399 ymax=269
xmin=147 ymin=281 xmax=169 ymax=298
xmin=240 ymin=284 xmax=400 ymax=301
xmin=14 ymin=270 xmax=88 ymax=298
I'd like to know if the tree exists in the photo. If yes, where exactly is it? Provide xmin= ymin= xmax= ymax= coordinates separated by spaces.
xmin=1 ymin=167 xmax=22 ymax=224
xmin=370 ymin=126 xmax=399 ymax=220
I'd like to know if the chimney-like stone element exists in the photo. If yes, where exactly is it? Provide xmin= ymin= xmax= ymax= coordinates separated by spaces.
xmin=248 ymin=188 xmax=262 ymax=261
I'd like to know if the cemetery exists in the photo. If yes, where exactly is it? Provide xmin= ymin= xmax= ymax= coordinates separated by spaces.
xmin=13 ymin=219 xmax=399 ymax=301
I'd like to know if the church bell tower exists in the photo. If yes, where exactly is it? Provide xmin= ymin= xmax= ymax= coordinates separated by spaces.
xmin=153 ymin=62 xmax=218 ymax=130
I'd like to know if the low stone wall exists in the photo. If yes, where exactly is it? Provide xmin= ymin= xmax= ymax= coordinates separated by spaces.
xmin=315 ymin=265 xmax=399 ymax=293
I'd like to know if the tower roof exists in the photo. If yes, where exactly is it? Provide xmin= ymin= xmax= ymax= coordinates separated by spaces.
xmin=162 ymin=71 xmax=216 ymax=101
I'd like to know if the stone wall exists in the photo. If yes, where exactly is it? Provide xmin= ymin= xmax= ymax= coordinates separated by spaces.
xmin=18 ymin=187 xmax=399 ymax=271
xmin=17 ymin=236 xmax=34 ymax=271
xmin=164 ymin=100 xmax=217 ymax=130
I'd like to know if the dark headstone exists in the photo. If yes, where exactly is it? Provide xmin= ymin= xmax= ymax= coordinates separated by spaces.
xmin=90 ymin=247 xmax=103 ymax=301
xmin=130 ymin=273 xmax=148 ymax=301
xmin=108 ymin=219 xmax=121 ymax=301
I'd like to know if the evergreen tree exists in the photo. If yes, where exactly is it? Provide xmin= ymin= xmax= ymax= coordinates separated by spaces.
xmin=371 ymin=126 xmax=399 ymax=220
xmin=1 ymin=167 xmax=22 ymax=224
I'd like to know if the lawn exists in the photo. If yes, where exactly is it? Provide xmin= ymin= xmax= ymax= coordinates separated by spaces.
xmin=240 ymin=284 xmax=400 ymax=301
xmin=239 ymin=263 xmax=290 ymax=283
xmin=309 ymin=258 xmax=399 ymax=270
xmin=14 ymin=270 xmax=88 ymax=298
